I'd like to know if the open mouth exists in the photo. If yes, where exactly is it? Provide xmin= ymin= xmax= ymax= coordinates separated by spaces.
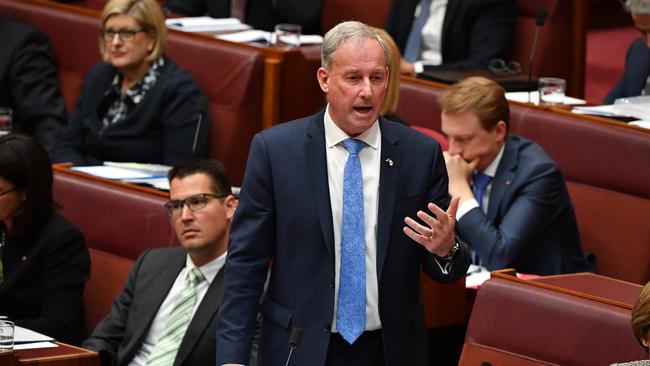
xmin=353 ymin=106 xmax=373 ymax=114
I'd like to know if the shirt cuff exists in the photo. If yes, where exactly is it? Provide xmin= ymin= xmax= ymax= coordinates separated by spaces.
xmin=456 ymin=199 xmax=479 ymax=220
xmin=413 ymin=61 xmax=424 ymax=74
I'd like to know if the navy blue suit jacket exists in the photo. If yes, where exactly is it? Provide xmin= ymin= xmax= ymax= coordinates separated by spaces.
xmin=457 ymin=136 xmax=593 ymax=275
xmin=604 ymin=38 xmax=650 ymax=104
xmin=215 ymin=110 xmax=469 ymax=366
xmin=384 ymin=0 xmax=517 ymax=70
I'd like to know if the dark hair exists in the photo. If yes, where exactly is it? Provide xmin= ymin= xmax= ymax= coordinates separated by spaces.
xmin=167 ymin=159 xmax=232 ymax=196
xmin=0 ymin=134 xmax=54 ymax=239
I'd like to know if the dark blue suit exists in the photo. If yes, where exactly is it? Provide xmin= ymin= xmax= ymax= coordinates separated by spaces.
xmin=384 ymin=0 xmax=516 ymax=70
xmin=215 ymin=109 xmax=469 ymax=366
xmin=604 ymin=38 xmax=650 ymax=104
xmin=457 ymin=136 xmax=593 ymax=275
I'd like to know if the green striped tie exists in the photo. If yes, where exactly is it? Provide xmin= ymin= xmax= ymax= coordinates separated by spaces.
xmin=145 ymin=267 xmax=205 ymax=366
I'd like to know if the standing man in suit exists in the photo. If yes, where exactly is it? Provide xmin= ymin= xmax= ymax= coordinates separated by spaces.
xmin=604 ymin=0 xmax=650 ymax=104
xmin=384 ymin=0 xmax=516 ymax=75
xmin=216 ymin=21 xmax=469 ymax=366
xmin=83 ymin=159 xmax=251 ymax=366
xmin=0 ymin=16 xmax=67 ymax=157
xmin=441 ymin=77 xmax=594 ymax=275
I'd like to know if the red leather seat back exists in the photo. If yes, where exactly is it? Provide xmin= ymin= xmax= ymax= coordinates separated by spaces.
xmin=460 ymin=277 xmax=646 ymax=365
xmin=53 ymin=171 xmax=178 ymax=260
xmin=166 ymin=32 xmax=265 ymax=185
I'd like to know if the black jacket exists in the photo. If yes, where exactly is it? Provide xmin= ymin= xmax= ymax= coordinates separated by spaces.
xmin=54 ymin=58 xmax=209 ymax=166
xmin=0 ymin=16 xmax=67 ymax=156
xmin=0 ymin=211 xmax=89 ymax=345
xmin=385 ymin=0 xmax=517 ymax=70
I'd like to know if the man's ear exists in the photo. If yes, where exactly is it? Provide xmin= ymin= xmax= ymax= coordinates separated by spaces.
xmin=224 ymin=195 xmax=237 ymax=220
xmin=494 ymin=120 xmax=507 ymax=142
xmin=317 ymin=67 xmax=329 ymax=94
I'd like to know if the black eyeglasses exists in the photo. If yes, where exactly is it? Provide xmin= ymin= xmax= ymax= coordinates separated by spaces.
xmin=488 ymin=59 xmax=522 ymax=76
xmin=0 ymin=187 xmax=15 ymax=197
xmin=164 ymin=193 xmax=228 ymax=217
xmin=101 ymin=28 xmax=146 ymax=42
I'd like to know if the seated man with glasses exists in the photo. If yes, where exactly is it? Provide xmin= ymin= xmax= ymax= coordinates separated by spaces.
xmin=83 ymin=159 xmax=259 ymax=366
xmin=53 ymin=0 xmax=209 ymax=167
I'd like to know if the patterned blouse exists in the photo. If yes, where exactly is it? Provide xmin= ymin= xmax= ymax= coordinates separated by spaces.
xmin=101 ymin=58 xmax=165 ymax=131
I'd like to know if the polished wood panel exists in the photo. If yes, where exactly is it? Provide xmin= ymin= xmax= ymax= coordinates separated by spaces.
xmin=0 ymin=343 xmax=99 ymax=366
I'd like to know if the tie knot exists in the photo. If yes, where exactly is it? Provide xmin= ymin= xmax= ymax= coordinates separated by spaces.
xmin=186 ymin=267 xmax=205 ymax=285
xmin=342 ymin=139 xmax=365 ymax=155
xmin=472 ymin=171 xmax=492 ymax=190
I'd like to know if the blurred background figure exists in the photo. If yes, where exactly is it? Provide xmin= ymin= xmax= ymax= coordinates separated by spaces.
xmin=0 ymin=16 xmax=67 ymax=157
xmin=604 ymin=0 xmax=650 ymax=104
xmin=0 ymin=134 xmax=89 ymax=345
xmin=54 ymin=0 xmax=209 ymax=166
xmin=611 ymin=281 xmax=650 ymax=366
xmin=374 ymin=27 xmax=407 ymax=125
xmin=165 ymin=0 xmax=323 ymax=35
xmin=384 ymin=0 xmax=516 ymax=75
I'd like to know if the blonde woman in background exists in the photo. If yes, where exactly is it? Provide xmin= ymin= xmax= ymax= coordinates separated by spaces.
xmin=54 ymin=0 xmax=209 ymax=166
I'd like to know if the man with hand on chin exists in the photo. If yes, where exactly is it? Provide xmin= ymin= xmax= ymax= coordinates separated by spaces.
xmin=440 ymin=76 xmax=594 ymax=275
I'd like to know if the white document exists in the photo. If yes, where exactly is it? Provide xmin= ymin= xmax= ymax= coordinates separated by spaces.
xmin=165 ymin=17 xmax=251 ymax=33
xmin=13 ymin=341 xmax=58 ymax=350
xmin=14 ymin=326 xmax=54 ymax=343
xmin=71 ymin=166 xmax=152 ymax=180
xmin=572 ymin=103 xmax=650 ymax=120
xmin=505 ymin=91 xmax=586 ymax=105
xmin=216 ymin=29 xmax=271 ymax=43
xmin=216 ymin=30 xmax=323 ymax=45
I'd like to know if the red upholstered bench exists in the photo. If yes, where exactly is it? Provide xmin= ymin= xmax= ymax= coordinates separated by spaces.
xmin=459 ymin=272 xmax=645 ymax=365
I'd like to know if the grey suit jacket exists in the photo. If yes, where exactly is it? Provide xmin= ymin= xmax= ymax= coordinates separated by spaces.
xmin=82 ymin=247 xmax=224 ymax=366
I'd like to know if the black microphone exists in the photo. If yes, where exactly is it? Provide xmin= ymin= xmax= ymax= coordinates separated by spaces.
xmin=528 ymin=9 xmax=547 ymax=102
xmin=284 ymin=327 xmax=303 ymax=366
xmin=192 ymin=96 xmax=208 ymax=155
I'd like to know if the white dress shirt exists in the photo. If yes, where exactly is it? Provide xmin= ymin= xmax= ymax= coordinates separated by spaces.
xmin=413 ymin=0 xmax=448 ymax=74
xmin=129 ymin=251 xmax=227 ymax=366
xmin=324 ymin=105 xmax=382 ymax=333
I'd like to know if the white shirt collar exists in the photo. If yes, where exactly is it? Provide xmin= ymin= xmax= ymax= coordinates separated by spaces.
xmin=481 ymin=143 xmax=505 ymax=177
xmin=323 ymin=104 xmax=380 ymax=150
xmin=185 ymin=251 xmax=227 ymax=285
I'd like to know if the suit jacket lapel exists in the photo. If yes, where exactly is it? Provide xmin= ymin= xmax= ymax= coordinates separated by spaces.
xmin=488 ymin=138 xmax=517 ymax=221
xmin=126 ymin=254 xmax=186 ymax=359
xmin=305 ymin=110 xmax=335 ymax=262
xmin=441 ymin=0 xmax=459 ymax=55
xmin=173 ymin=268 xmax=224 ymax=366
xmin=376 ymin=119 xmax=401 ymax=281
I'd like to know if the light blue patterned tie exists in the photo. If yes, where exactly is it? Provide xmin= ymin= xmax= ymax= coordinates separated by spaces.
xmin=403 ymin=0 xmax=433 ymax=62
xmin=471 ymin=171 xmax=492 ymax=264
xmin=337 ymin=138 xmax=366 ymax=344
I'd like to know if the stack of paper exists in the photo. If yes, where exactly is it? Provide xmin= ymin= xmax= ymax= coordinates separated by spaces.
xmin=216 ymin=30 xmax=323 ymax=45
xmin=572 ymin=103 xmax=650 ymax=121
xmin=165 ymin=17 xmax=251 ymax=33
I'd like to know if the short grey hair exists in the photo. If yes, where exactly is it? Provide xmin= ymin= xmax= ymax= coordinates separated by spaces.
xmin=624 ymin=0 xmax=650 ymax=13
xmin=321 ymin=21 xmax=389 ymax=69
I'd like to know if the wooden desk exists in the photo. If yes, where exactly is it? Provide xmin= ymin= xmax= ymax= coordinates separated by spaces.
xmin=0 ymin=343 xmax=98 ymax=366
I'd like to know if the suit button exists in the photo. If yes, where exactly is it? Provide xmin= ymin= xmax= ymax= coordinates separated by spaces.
xmin=323 ymin=322 xmax=331 ymax=332
xmin=329 ymin=280 xmax=334 ymax=288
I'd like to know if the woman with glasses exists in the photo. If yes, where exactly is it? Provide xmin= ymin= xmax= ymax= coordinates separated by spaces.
xmin=54 ymin=0 xmax=209 ymax=166
xmin=0 ymin=134 xmax=89 ymax=345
